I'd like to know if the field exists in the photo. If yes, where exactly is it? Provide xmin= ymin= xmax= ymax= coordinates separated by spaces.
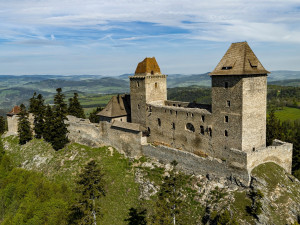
xmin=274 ymin=107 xmax=300 ymax=121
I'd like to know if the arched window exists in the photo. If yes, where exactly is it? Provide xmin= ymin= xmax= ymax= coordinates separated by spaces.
xmin=186 ymin=123 xmax=195 ymax=132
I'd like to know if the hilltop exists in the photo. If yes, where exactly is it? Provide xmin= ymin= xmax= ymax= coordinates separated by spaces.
xmin=1 ymin=136 xmax=299 ymax=224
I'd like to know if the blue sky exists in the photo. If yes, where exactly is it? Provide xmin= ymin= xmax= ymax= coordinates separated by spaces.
xmin=0 ymin=0 xmax=300 ymax=75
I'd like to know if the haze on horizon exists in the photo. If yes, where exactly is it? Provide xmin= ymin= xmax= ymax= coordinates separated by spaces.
xmin=0 ymin=0 xmax=300 ymax=76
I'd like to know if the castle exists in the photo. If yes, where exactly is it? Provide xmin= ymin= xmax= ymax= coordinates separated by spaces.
xmin=6 ymin=42 xmax=293 ymax=185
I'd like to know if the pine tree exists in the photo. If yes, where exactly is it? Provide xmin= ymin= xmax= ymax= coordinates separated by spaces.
xmin=0 ymin=116 xmax=6 ymax=134
xmin=51 ymin=88 xmax=69 ymax=150
xmin=152 ymin=161 xmax=188 ymax=225
xmin=68 ymin=93 xmax=85 ymax=119
xmin=0 ymin=137 xmax=5 ymax=162
xmin=266 ymin=109 xmax=281 ymax=145
xmin=89 ymin=107 xmax=103 ymax=123
xmin=125 ymin=207 xmax=147 ymax=225
xmin=29 ymin=92 xmax=38 ymax=113
xmin=33 ymin=94 xmax=45 ymax=139
xmin=69 ymin=160 xmax=106 ymax=225
xmin=43 ymin=105 xmax=54 ymax=143
xmin=17 ymin=104 xmax=32 ymax=145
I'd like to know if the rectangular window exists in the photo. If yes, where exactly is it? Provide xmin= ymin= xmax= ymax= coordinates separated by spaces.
xmin=201 ymin=115 xmax=205 ymax=122
xmin=226 ymin=101 xmax=231 ymax=107
xmin=225 ymin=116 xmax=229 ymax=123
xmin=225 ymin=130 xmax=228 ymax=137
xmin=225 ymin=82 xmax=228 ymax=88
xmin=200 ymin=126 xmax=204 ymax=135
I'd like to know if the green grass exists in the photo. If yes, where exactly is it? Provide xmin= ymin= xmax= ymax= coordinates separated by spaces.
xmin=3 ymin=137 xmax=140 ymax=225
xmin=274 ymin=107 xmax=300 ymax=121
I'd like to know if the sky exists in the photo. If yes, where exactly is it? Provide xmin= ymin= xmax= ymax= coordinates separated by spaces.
xmin=0 ymin=0 xmax=300 ymax=76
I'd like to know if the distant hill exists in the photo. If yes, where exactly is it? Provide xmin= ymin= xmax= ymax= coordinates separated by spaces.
xmin=268 ymin=79 xmax=300 ymax=87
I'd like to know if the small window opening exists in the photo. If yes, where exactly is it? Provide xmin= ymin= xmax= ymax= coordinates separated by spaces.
xmin=178 ymin=104 xmax=181 ymax=107
xmin=170 ymin=110 xmax=172 ymax=115
xmin=147 ymin=127 xmax=151 ymax=135
xmin=225 ymin=116 xmax=229 ymax=123
xmin=201 ymin=115 xmax=205 ymax=122
xmin=137 ymin=81 xmax=140 ymax=87
xmin=175 ymin=111 xmax=178 ymax=116
xmin=173 ymin=104 xmax=176 ymax=106
xmin=200 ymin=126 xmax=204 ymax=135
xmin=222 ymin=66 xmax=232 ymax=70
xmin=151 ymin=70 xmax=154 ymax=75
xmin=225 ymin=130 xmax=228 ymax=137
xmin=186 ymin=123 xmax=195 ymax=132
xmin=225 ymin=82 xmax=229 ymax=88
xmin=191 ymin=113 xmax=194 ymax=117
xmin=137 ymin=104 xmax=140 ymax=109
xmin=165 ymin=109 xmax=167 ymax=113
xmin=120 ymin=118 xmax=122 ymax=121
xmin=226 ymin=101 xmax=231 ymax=107
xmin=208 ymin=128 xmax=212 ymax=137
xmin=157 ymin=118 xmax=161 ymax=126
xmin=155 ymin=82 xmax=158 ymax=88
xmin=252 ymin=147 xmax=256 ymax=152
xmin=186 ymin=113 xmax=189 ymax=117
xmin=172 ymin=122 xmax=175 ymax=130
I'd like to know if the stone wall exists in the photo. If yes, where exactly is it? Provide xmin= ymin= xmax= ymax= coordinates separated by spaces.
xmin=146 ymin=104 xmax=214 ymax=156
xmin=66 ymin=116 xmax=144 ymax=157
xmin=6 ymin=115 xmax=19 ymax=136
xmin=142 ymin=144 xmax=250 ymax=184
xmin=247 ymin=139 xmax=293 ymax=173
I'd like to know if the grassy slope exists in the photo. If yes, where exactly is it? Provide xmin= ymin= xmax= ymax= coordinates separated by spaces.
xmin=4 ymin=136 xmax=140 ymax=225
xmin=3 ymin=137 xmax=300 ymax=224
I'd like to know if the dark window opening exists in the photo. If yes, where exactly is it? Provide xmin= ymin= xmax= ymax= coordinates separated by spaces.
xmin=175 ymin=111 xmax=178 ymax=116
xmin=137 ymin=104 xmax=140 ymax=109
xmin=178 ymin=104 xmax=181 ymax=107
xmin=158 ymin=118 xmax=161 ymax=126
xmin=186 ymin=123 xmax=195 ymax=132
xmin=137 ymin=81 xmax=140 ymax=87
xmin=148 ymin=106 xmax=152 ymax=112
xmin=155 ymin=82 xmax=158 ymax=88
xmin=202 ymin=115 xmax=205 ymax=122
xmin=151 ymin=70 xmax=154 ymax=75
xmin=186 ymin=113 xmax=189 ymax=117
xmin=170 ymin=110 xmax=172 ymax=115
xmin=252 ymin=147 xmax=256 ymax=152
xmin=191 ymin=113 xmax=194 ymax=117
xmin=225 ymin=116 xmax=229 ymax=123
xmin=173 ymin=104 xmax=176 ymax=106
xmin=222 ymin=66 xmax=232 ymax=70
xmin=200 ymin=126 xmax=204 ymax=135
xmin=208 ymin=128 xmax=212 ymax=137
xmin=172 ymin=122 xmax=175 ymax=130
xmin=225 ymin=130 xmax=228 ymax=137
xmin=225 ymin=82 xmax=229 ymax=88
xmin=226 ymin=100 xmax=231 ymax=107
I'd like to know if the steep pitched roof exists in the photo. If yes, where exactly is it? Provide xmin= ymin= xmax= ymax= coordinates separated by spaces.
xmin=135 ymin=57 xmax=161 ymax=75
xmin=97 ymin=94 xmax=131 ymax=118
xmin=209 ymin=42 xmax=270 ymax=76
xmin=7 ymin=105 xmax=21 ymax=116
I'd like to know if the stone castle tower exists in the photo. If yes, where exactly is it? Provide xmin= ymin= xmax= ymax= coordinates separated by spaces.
xmin=210 ymin=42 xmax=269 ymax=152
xmin=129 ymin=57 xmax=167 ymax=127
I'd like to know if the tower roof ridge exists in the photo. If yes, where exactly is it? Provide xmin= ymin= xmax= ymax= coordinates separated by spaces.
xmin=209 ymin=42 xmax=270 ymax=76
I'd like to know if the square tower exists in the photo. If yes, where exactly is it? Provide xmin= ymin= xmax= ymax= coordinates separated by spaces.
xmin=129 ymin=57 xmax=167 ymax=127
xmin=210 ymin=42 xmax=269 ymax=153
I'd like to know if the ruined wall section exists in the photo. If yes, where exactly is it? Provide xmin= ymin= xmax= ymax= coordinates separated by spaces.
xmin=66 ymin=116 xmax=144 ymax=157
xmin=242 ymin=75 xmax=267 ymax=151
xmin=146 ymin=104 xmax=214 ymax=156
xmin=247 ymin=140 xmax=293 ymax=173
xmin=142 ymin=144 xmax=250 ymax=184
xmin=6 ymin=115 xmax=19 ymax=136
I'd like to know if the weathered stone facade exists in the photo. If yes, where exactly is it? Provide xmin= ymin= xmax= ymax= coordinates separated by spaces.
xmin=5 ymin=42 xmax=293 ymax=185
